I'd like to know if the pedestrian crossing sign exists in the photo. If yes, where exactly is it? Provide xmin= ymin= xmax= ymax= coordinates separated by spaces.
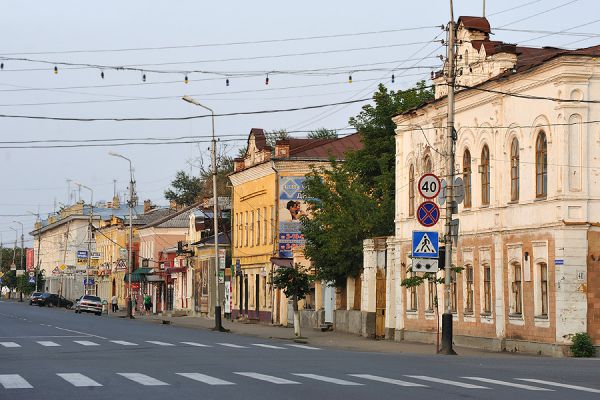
xmin=412 ymin=231 xmax=439 ymax=258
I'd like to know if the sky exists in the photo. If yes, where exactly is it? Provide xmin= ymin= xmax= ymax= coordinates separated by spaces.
xmin=0 ymin=0 xmax=598 ymax=246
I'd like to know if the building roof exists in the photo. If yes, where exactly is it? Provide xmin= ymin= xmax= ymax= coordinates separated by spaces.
xmin=457 ymin=16 xmax=491 ymax=33
xmin=140 ymin=203 xmax=201 ymax=230
xmin=282 ymin=132 xmax=363 ymax=158
xmin=191 ymin=231 xmax=231 ymax=246
xmin=131 ymin=207 xmax=178 ymax=227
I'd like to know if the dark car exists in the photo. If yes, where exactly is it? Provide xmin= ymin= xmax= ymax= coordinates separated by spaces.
xmin=29 ymin=292 xmax=43 ymax=305
xmin=32 ymin=293 xmax=73 ymax=308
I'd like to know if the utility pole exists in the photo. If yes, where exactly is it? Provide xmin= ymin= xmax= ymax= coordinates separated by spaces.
xmin=441 ymin=0 xmax=457 ymax=355
xmin=75 ymin=183 xmax=93 ymax=295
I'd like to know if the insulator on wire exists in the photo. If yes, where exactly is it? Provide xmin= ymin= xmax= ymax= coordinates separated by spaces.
xmin=226 ymin=78 xmax=229 ymax=87
xmin=391 ymin=74 xmax=395 ymax=83
xmin=184 ymin=75 xmax=189 ymax=84
xmin=100 ymin=71 xmax=105 ymax=79
xmin=0 ymin=63 xmax=3 ymax=70
xmin=348 ymin=74 xmax=352 ymax=83
xmin=265 ymin=75 xmax=269 ymax=85
xmin=54 ymin=66 xmax=58 ymax=74
xmin=142 ymin=74 xmax=146 ymax=82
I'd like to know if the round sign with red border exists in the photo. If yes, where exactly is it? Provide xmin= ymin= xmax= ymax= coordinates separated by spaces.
xmin=418 ymin=173 xmax=441 ymax=199
xmin=417 ymin=201 xmax=440 ymax=227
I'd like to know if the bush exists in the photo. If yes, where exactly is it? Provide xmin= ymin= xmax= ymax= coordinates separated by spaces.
xmin=571 ymin=332 xmax=596 ymax=358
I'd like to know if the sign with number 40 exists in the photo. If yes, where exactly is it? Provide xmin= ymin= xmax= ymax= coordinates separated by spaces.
xmin=418 ymin=174 xmax=441 ymax=199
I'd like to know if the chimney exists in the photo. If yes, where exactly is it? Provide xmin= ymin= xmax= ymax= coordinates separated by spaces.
xmin=144 ymin=199 xmax=154 ymax=213
xmin=112 ymin=194 xmax=120 ymax=209
xmin=275 ymin=143 xmax=290 ymax=158
xmin=169 ymin=199 xmax=178 ymax=210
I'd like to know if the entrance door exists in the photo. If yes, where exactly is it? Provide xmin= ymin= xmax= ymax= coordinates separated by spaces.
xmin=238 ymin=274 xmax=244 ymax=316
xmin=243 ymin=276 xmax=249 ymax=316
xmin=324 ymin=283 xmax=334 ymax=324
xmin=375 ymin=270 xmax=386 ymax=339
xmin=255 ymin=274 xmax=260 ymax=319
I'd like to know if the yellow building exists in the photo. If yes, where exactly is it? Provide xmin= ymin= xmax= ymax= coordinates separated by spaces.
xmin=229 ymin=129 xmax=361 ymax=324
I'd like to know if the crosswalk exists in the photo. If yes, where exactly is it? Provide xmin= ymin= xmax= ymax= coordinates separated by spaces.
xmin=1 ymin=372 xmax=599 ymax=393
xmin=0 ymin=339 xmax=318 ymax=350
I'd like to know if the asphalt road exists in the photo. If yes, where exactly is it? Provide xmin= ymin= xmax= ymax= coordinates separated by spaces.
xmin=1 ymin=299 xmax=599 ymax=400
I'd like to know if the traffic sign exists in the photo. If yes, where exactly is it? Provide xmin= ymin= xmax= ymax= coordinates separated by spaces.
xmin=412 ymin=257 xmax=439 ymax=273
xmin=418 ymin=173 xmax=441 ymax=199
xmin=412 ymin=231 xmax=439 ymax=258
xmin=28 ymin=271 xmax=35 ymax=277
xmin=438 ymin=179 xmax=447 ymax=205
xmin=437 ymin=177 xmax=464 ymax=205
xmin=417 ymin=201 xmax=440 ymax=227
xmin=28 ymin=277 xmax=35 ymax=284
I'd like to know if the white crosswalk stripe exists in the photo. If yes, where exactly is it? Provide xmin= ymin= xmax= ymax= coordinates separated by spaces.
xmin=293 ymin=373 xmax=363 ymax=385
xmin=234 ymin=372 xmax=300 ymax=384
xmin=349 ymin=374 xmax=428 ymax=387
xmin=146 ymin=341 xmax=175 ymax=346
xmin=252 ymin=344 xmax=286 ymax=349
xmin=57 ymin=373 xmax=102 ymax=387
xmin=463 ymin=377 xmax=552 ymax=391
xmin=36 ymin=341 xmax=60 ymax=347
xmin=180 ymin=342 xmax=212 ymax=347
xmin=517 ymin=378 xmax=600 ymax=393
xmin=176 ymin=373 xmax=235 ymax=385
xmin=287 ymin=344 xmax=320 ymax=350
xmin=0 ymin=342 xmax=21 ymax=348
xmin=217 ymin=343 xmax=248 ymax=348
xmin=110 ymin=340 xmax=137 ymax=346
xmin=0 ymin=374 xmax=33 ymax=389
xmin=405 ymin=375 xmax=490 ymax=389
xmin=73 ymin=340 xmax=99 ymax=346
xmin=117 ymin=373 xmax=169 ymax=386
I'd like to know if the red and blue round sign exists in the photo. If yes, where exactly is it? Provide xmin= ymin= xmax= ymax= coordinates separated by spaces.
xmin=417 ymin=201 xmax=440 ymax=227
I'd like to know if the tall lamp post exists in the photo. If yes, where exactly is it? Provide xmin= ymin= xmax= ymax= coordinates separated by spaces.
xmin=74 ymin=182 xmax=93 ymax=295
xmin=109 ymin=151 xmax=136 ymax=319
xmin=182 ymin=95 xmax=227 ymax=332
xmin=12 ymin=221 xmax=24 ymax=301
xmin=9 ymin=227 xmax=18 ymax=300
xmin=27 ymin=211 xmax=42 ymax=292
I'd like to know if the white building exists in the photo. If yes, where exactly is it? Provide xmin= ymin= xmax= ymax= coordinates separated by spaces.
xmin=384 ymin=16 xmax=600 ymax=356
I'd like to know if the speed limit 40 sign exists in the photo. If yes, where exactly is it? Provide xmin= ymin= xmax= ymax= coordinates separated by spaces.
xmin=418 ymin=173 xmax=441 ymax=199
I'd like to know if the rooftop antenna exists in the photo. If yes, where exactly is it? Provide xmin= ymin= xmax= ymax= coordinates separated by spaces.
xmin=483 ymin=0 xmax=486 ymax=17
xmin=66 ymin=179 xmax=72 ymax=205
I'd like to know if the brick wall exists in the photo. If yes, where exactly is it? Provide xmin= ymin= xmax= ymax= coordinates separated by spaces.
xmin=588 ymin=230 xmax=600 ymax=344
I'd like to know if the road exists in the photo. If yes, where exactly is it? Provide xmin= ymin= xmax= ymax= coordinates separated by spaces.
xmin=1 ymin=300 xmax=599 ymax=400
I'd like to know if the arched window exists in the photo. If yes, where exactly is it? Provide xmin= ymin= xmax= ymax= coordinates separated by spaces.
xmin=510 ymin=138 xmax=519 ymax=201
xmin=536 ymin=131 xmax=548 ymax=198
xmin=409 ymin=164 xmax=415 ymax=216
xmin=480 ymin=145 xmax=490 ymax=205
xmin=423 ymin=155 xmax=432 ymax=174
xmin=463 ymin=149 xmax=472 ymax=208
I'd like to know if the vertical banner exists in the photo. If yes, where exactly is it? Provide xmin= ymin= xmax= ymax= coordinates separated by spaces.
xmin=278 ymin=176 xmax=307 ymax=258
xmin=26 ymin=248 xmax=35 ymax=272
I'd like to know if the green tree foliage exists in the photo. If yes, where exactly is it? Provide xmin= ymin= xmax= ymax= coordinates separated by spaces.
xmin=307 ymin=128 xmax=338 ymax=140
xmin=265 ymin=129 xmax=290 ymax=148
xmin=271 ymin=264 xmax=313 ymax=302
xmin=302 ymin=82 xmax=434 ymax=285
xmin=571 ymin=332 xmax=596 ymax=357
xmin=16 ymin=274 xmax=35 ymax=297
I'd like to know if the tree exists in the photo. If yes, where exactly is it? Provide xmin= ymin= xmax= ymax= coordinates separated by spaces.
xmin=307 ymin=128 xmax=338 ymax=140
xmin=302 ymin=82 xmax=434 ymax=285
xmin=265 ymin=129 xmax=289 ymax=148
xmin=16 ymin=274 xmax=34 ymax=301
xmin=164 ymin=171 xmax=201 ymax=207
xmin=271 ymin=263 xmax=313 ymax=337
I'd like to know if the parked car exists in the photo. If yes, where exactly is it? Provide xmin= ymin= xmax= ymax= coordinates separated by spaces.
xmin=31 ymin=293 xmax=73 ymax=308
xmin=29 ymin=292 xmax=42 ymax=305
xmin=75 ymin=295 xmax=103 ymax=316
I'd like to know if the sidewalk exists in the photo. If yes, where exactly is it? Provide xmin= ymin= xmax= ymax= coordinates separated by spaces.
xmin=106 ymin=309 xmax=524 ymax=358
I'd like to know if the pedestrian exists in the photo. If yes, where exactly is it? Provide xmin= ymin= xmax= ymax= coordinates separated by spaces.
xmin=131 ymin=296 xmax=137 ymax=317
xmin=144 ymin=294 xmax=151 ymax=315
xmin=111 ymin=294 xmax=118 ymax=313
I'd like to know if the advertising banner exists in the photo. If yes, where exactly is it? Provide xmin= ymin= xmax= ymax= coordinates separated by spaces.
xmin=26 ymin=248 xmax=35 ymax=271
xmin=278 ymin=176 xmax=307 ymax=258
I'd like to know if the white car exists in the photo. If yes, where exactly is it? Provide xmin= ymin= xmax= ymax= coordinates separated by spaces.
xmin=75 ymin=295 xmax=103 ymax=316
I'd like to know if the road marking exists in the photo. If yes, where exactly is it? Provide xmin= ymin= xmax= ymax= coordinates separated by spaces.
xmin=293 ymin=373 xmax=363 ymax=385
xmin=252 ymin=344 xmax=286 ymax=349
xmin=405 ymin=375 xmax=490 ymax=389
xmin=349 ymin=374 xmax=428 ymax=387
xmin=0 ymin=342 xmax=21 ymax=348
xmin=217 ymin=343 xmax=248 ymax=348
xmin=234 ymin=372 xmax=300 ymax=384
xmin=146 ymin=341 xmax=175 ymax=346
xmin=180 ymin=342 xmax=211 ymax=347
xmin=176 ymin=373 xmax=235 ymax=385
xmin=463 ymin=377 xmax=552 ymax=391
xmin=57 ymin=373 xmax=102 ymax=387
xmin=517 ymin=378 xmax=600 ymax=393
xmin=287 ymin=344 xmax=321 ymax=350
xmin=53 ymin=326 xmax=107 ymax=340
xmin=117 ymin=373 xmax=169 ymax=386
xmin=0 ymin=374 xmax=33 ymax=389
xmin=36 ymin=341 xmax=60 ymax=347
xmin=110 ymin=340 xmax=138 ymax=346
xmin=74 ymin=340 xmax=99 ymax=346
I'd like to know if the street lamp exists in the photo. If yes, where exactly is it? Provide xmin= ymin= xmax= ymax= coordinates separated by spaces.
xmin=73 ymin=182 xmax=93 ymax=295
xmin=109 ymin=151 xmax=136 ymax=319
xmin=27 ymin=211 xmax=42 ymax=292
xmin=12 ymin=221 xmax=24 ymax=301
xmin=9 ymin=227 xmax=18 ymax=300
xmin=182 ymin=95 xmax=227 ymax=332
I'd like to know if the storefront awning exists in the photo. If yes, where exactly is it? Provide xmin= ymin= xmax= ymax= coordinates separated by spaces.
xmin=270 ymin=257 xmax=293 ymax=268
xmin=123 ymin=267 xmax=153 ymax=282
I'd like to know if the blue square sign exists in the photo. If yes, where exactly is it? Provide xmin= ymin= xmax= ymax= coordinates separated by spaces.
xmin=412 ymin=231 xmax=439 ymax=258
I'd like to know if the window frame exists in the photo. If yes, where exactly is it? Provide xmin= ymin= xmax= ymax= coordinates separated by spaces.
xmin=463 ymin=149 xmax=472 ymax=208
xmin=483 ymin=264 xmax=492 ymax=314
xmin=540 ymin=263 xmax=548 ymax=317
xmin=536 ymin=131 xmax=548 ymax=198
xmin=510 ymin=137 xmax=519 ymax=202
xmin=408 ymin=164 xmax=415 ymax=216
xmin=480 ymin=145 xmax=490 ymax=206
xmin=465 ymin=264 xmax=474 ymax=314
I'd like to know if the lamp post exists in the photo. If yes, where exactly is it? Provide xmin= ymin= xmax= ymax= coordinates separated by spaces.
xmin=182 ymin=95 xmax=227 ymax=332
xmin=74 ymin=182 xmax=93 ymax=295
xmin=109 ymin=151 xmax=136 ymax=319
xmin=27 ymin=211 xmax=42 ymax=292
xmin=12 ymin=221 xmax=24 ymax=301
xmin=9 ymin=227 xmax=17 ymax=300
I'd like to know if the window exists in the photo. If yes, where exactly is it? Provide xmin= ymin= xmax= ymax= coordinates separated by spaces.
xmin=483 ymin=265 xmax=492 ymax=314
xmin=250 ymin=211 xmax=255 ymax=246
xmin=465 ymin=265 xmax=474 ymax=314
xmin=451 ymin=269 xmax=457 ymax=313
xmin=511 ymin=263 xmax=522 ymax=315
xmin=540 ymin=263 xmax=548 ymax=317
xmin=235 ymin=213 xmax=240 ymax=247
xmin=409 ymin=164 xmax=415 ymax=216
xmin=463 ymin=149 xmax=472 ymax=208
xmin=244 ymin=211 xmax=248 ymax=247
xmin=256 ymin=209 xmax=261 ymax=246
xmin=424 ymin=155 xmax=432 ymax=174
xmin=269 ymin=206 xmax=275 ymax=244
xmin=510 ymin=138 xmax=519 ymax=201
xmin=263 ymin=207 xmax=267 ymax=245
xmin=427 ymin=279 xmax=436 ymax=311
xmin=409 ymin=270 xmax=417 ymax=311
xmin=480 ymin=145 xmax=490 ymax=205
xmin=536 ymin=131 xmax=548 ymax=198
